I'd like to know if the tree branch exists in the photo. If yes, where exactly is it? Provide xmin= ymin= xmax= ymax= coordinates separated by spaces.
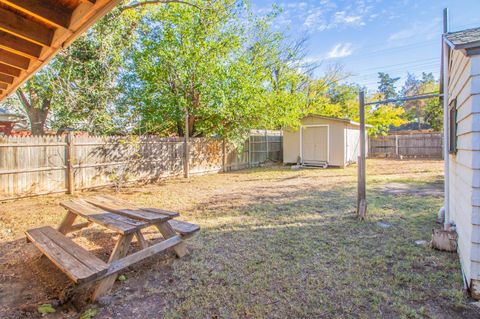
xmin=120 ymin=0 xmax=201 ymax=11
xmin=16 ymin=89 xmax=31 ymax=111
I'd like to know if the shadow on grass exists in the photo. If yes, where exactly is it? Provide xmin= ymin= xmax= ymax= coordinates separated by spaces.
xmin=0 ymin=178 xmax=477 ymax=318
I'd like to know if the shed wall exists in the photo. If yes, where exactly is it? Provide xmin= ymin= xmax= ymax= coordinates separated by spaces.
xmin=282 ymin=117 xmax=351 ymax=167
xmin=448 ymin=49 xmax=480 ymax=295
xmin=345 ymin=124 xmax=366 ymax=164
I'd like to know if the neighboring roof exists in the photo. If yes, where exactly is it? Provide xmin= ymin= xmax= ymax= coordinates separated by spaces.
xmin=303 ymin=115 xmax=373 ymax=127
xmin=445 ymin=27 xmax=480 ymax=56
xmin=0 ymin=0 xmax=121 ymax=102
xmin=0 ymin=108 xmax=22 ymax=122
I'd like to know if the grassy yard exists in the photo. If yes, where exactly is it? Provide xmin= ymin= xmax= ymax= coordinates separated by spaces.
xmin=0 ymin=159 xmax=478 ymax=318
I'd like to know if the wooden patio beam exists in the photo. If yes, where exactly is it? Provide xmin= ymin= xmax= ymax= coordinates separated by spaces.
xmin=0 ymin=73 xmax=14 ymax=84
xmin=0 ymin=63 xmax=21 ymax=77
xmin=0 ymin=31 xmax=43 ymax=58
xmin=0 ymin=49 xmax=30 ymax=70
xmin=0 ymin=7 xmax=54 ymax=46
xmin=0 ymin=83 xmax=8 ymax=90
xmin=0 ymin=0 xmax=72 ymax=29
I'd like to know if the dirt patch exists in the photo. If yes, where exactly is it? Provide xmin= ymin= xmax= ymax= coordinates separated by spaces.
xmin=0 ymin=159 xmax=478 ymax=318
xmin=379 ymin=182 xmax=444 ymax=196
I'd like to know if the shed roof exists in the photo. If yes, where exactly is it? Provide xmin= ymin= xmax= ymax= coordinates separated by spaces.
xmin=445 ymin=27 xmax=480 ymax=55
xmin=304 ymin=115 xmax=371 ymax=127
xmin=0 ymin=0 xmax=121 ymax=102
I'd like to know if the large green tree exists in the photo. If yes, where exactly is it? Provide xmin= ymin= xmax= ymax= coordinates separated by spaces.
xmin=120 ymin=0 xmax=307 ymax=139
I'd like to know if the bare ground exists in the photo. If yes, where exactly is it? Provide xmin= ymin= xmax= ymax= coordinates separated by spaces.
xmin=0 ymin=159 xmax=479 ymax=318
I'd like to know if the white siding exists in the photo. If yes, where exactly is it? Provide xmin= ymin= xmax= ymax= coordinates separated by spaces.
xmin=448 ymin=49 xmax=480 ymax=290
xmin=344 ymin=124 xmax=368 ymax=164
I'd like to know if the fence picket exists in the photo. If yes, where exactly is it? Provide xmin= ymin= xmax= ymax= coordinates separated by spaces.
xmin=0 ymin=133 xmax=282 ymax=200
xmin=369 ymin=133 xmax=443 ymax=158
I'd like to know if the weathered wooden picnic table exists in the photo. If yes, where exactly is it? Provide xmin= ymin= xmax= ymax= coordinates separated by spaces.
xmin=25 ymin=195 xmax=199 ymax=300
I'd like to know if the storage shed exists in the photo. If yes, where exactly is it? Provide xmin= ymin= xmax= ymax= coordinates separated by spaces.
xmin=443 ymin=27 xmax=480 ymax=298
xmin=283 ymin=115 xmax=368 ymax=167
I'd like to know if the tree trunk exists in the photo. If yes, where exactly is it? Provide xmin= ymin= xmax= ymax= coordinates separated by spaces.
xmin=17 ymin=89 xmax=50 ymax=135
xmin=26 ymin=108 xmax=48 ymax=135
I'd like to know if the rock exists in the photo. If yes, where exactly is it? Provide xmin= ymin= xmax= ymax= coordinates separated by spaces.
xmin=415 ymin=240 xmax=428 ymax=246
xmin=97 ymin=295 xmax=114 ymax=306
xmin=377 ymin=221 xmax=392 ymax=229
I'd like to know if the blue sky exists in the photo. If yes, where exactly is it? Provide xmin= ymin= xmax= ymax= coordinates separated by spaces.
xmin=251 ymin=0 xmax=480 ymax=92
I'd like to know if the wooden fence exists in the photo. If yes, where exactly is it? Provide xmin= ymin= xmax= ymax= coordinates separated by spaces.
xmin=369 ymin=133 xmax=443 ymax=158
xmin=0 ymin=132 xmax=282 ymax=200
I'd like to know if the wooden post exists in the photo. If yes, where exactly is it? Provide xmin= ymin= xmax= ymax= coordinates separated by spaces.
xmin=222 ymin=136 xmax=227 ymax=172
xmin=357 ymin=91 xmax=367 ymax=220
xmin=395 ymin=135 xmax=399 ymax=158
xmin=66 ymin=132 xmax=75 ymax=194
xmin=184 ymin=111 xmax=189 ymax=179
xmin=248 ymin=134 xmax=252 ymax=168
xmin=265 ymin=129 xmax=268 ymax=162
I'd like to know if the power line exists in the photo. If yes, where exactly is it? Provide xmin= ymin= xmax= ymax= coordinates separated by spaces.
xmin=350 ymin=64 xmax=440 ymax=80
xmin=349 ymin=58 xmax=438 ymax=74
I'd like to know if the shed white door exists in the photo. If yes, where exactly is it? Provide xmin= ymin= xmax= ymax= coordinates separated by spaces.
xmin=302 ymin=126 xmax=328 ymax=164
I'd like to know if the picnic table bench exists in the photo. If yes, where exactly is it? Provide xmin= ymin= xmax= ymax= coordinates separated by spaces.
xmin=26 ymin=195 xmax=199 ymax=300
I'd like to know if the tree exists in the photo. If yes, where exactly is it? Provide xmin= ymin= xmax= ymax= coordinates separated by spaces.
xmin=120 ymin=0 xmax=308 ymax=139
xmin=400 ymin=72 xmax=441 ymax=130
xmin=377 ymin=72 xmax=400 ymax=100
xmin=401 ymin=73 xmax=422 ymax=129
xmin=5 ymin=9 xmax=139 ymax=135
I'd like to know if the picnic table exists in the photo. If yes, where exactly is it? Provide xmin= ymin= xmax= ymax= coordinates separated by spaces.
xmin=25 ymin=195 xmax=199 ymax=300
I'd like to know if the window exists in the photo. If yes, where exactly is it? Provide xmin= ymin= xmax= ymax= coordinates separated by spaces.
xmin=449 ymin=99 xmax=457 ymax=154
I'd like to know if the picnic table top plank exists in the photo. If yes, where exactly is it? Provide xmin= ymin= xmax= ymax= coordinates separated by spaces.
xmin=60 ymin=199 xmax=147 ymax=234
xmin=26 ymin=226 xmax=108 ymax=284
xmin=99 ymin=195 xmax=180 ymax=217
xmin=85 ymin=196 xmax=178 ymax=222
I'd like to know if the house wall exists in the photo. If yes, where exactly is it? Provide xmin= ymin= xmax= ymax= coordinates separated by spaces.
xmin=282 ymin=116 xmax=348 ymax=167
xmin=448 ymin=49 xmax=480 ymax=297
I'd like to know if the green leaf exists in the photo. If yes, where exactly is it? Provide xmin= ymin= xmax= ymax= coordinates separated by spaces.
xmin=80 ymin=308 xmax=99 ymax=319
xmin=38 ymin=304 xmax=56 ymax=315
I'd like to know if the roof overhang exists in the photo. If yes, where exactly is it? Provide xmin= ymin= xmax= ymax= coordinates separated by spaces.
xmin=0 ymin=0 xmax=121 ymax=102
xmin=444 ymin=27 xmax=480 ymax=57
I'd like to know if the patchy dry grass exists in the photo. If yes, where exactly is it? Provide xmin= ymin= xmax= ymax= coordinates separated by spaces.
xmin=0 ymin=159 xmax=478 ymax=318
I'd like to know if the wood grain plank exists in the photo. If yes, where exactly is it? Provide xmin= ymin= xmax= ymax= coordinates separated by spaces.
xmin=0 ymin=0 xmax=72 ymax=28
xmin=40 ymin=226 xmax=107 ymax=273
xmin=91 ymin=233 xmax=133 ymax=300
xmin=168 ymin=220 xmax=200 ymax=237
xmin=101 ymin=195 xmax=180 ymax=217
xmin=26 ymin=226 xmax=106 ymax=283
xmin=106 ymin=235 xmax=182 ymax=276
xmin=87 ymin=196 xmax=172 ymax=222
xmin=0 ymin=7 xmax=54 ymax=46
xmin=61 ymin=199 xmax=146 ymax=234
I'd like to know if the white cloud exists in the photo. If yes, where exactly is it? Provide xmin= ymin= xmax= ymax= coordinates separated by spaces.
xmin=388 ymin=19 xmax=441 ymax=42
xmin=326 ymin=43 xmax=354 ymax=59
xmin=333 ymin=11 xmax=364 ymax=26
xmin=303 ymin=6 xmax=370 ymax=31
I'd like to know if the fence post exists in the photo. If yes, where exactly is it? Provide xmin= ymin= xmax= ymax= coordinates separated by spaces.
xmin=395 ymin=135 xmax=399 ymax=158
xmin=265 ymin=129 xmax=269 ymax=162
xmin=184 ymin=112 xmax=190 ymax=178
xmin=248 ymin=133 xmax=252 ymax=168
xmin=66 ymin=132 xmax=75 ymax=194
xmin=222 ymin=136 xmax=227 ymax=172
